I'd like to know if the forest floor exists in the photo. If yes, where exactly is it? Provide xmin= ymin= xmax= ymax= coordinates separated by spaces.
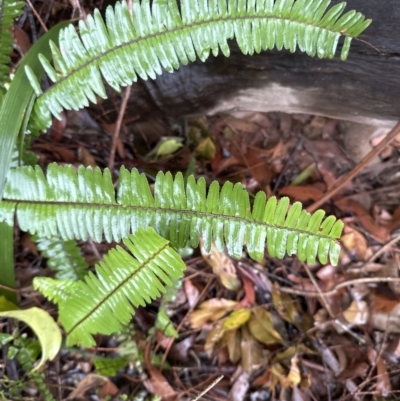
xmin=2 ymin=1 xmax=400 ymax=400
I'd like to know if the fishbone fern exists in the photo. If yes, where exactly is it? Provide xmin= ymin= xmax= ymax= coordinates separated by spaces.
xmin=34 ymin=235 xmax=89 ymax=280
xmin=25 ymin=0 xmax=371 ymax=131
xmin=0 ymin=0 xmax=25 ymax=88
xmin=34 ymin=227 xmax=186 ymax=347
xmin=0 ymin=163 xmax=343 ymax=265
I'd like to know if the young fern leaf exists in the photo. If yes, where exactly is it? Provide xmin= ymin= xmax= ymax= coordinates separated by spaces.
xmin=0 ymin=163 xmax=344 ymax=265
xmin=34 ymin=227 xmax=186 ymax=347
xmin=34 ymin=235 xmax=89 ymax=280
xmin=0 ymin=0 xmax=25 ymax=88
xmin=25 ymin=0 xmax=371 ymax=131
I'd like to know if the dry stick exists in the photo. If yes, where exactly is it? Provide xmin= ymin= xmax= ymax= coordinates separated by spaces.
xmin=69 ymin=0 xmax=87 ymax=21
xmin=301 ymin=262 xmax=365 ymax=344
xmin=307 ymin=121 xmax=400 ymax=213
xmin=282 ymin=276 xmax=400 ymax=298
xmin=190 ymin=375 xmax=224 ymax=401
xmin=108 ymin=85 xmax=132 ymax=171
xmin=281 ymin=234 xmax=400 ymax=298
xmin=26 ymin=0 xmax=48 ymax=32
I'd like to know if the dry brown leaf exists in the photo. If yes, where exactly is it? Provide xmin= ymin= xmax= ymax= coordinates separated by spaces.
xmin=200 ymin=240 xmax=240 ymax=291
xmin=34 ymin=143 xmax=77 ymax=163
xmin=78 ymin=146 xmax=98 ymax=168
xmin=368 ymin=348 xmax=392 ymax=397
xmin=190 ymin=298 xmax=238 ymax=329
xmin=272 ymin=283 xmax=313 ymax=331
xmin=336 ymin=199 xmax=390 ymax=243
xmin=204 ymin=320 xmax=225 ymax=356
xmin=225 ymin=329 xmax=241 ymax=364
xmin=20 ymin=234 xmax=38 ymax=256
xmin=371 ymin=292 xmax=400 ymax=314
xmin=371 ymin=303 xmax=400 ymax=332
xmin=98 ymin=379 xmax=119 ymax=399
xmin=342 ymin=300 xmax=369 ymax=325
xmin=66 ymin=374 xmax=108 ymax=400
xmin=240 ymin=325 xmax=264 ymax=374
xmin=144 ymin=347 xmax=177 ymax=401
xmin=247 ymin=306 xmax=282 ymax=345
xmin=183 ymin=279 xmax=199 ymax=308
xmin=14 ymin=25 xmax=31 ymax=54
xmin=340 ymin=225 xmax=370 ymax=262
xmin=278 ymin=185 xmax=325 ymax=202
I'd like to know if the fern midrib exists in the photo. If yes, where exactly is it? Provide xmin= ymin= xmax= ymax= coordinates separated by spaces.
xmin=4 ymin=199 xmax=338 ymax=242
xmin=37 ymin=12 xmax=351 ymax=101
xmin=66 ymin=241 xmax=169 ymax=336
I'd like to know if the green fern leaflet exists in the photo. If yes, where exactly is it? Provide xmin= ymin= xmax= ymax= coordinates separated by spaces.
xmin=25 ymin=0 xmax=371 ymax=131
xmin=34 ymin=227 xmax=186 ymax=347
xmin=0 ymin=163 xmax=343 ymax=265
xmin=0 ymin=0 xmax=25 ymax=88
xmin=34 ymin=235 xmax=89 ymax=280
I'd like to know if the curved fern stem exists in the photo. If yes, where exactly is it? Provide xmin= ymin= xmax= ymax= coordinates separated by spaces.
xmin=1 ymin=163 xmax=344 ymax=265
xmin=25 ymin=0 xmax=371 ymax=131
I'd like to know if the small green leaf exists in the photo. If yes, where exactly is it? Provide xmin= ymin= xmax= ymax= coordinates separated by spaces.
xmin=0 ymin=307 xmax=62 ymax=371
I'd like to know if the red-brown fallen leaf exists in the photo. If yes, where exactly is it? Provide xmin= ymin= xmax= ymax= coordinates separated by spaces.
xmin=144 ymin=343 xmax=177 ymax=401
xmin=239 ymin=274 xmax=255 ymax=307
xmin=388 ymin=207 xmax=400 ymax=232
xmin=14 ymin=25 xmax=31 ymax=54
xmin=98 ymin=379 xmax=119 ymax=399
xmin=20 ymin=234 xmax=38 ymax=256
xmin=50 ymin=112 xmax=67 ymax=142
xmin=34 ymin=143 xmax=76 ymax=163
xmin=336 ymin=199 xmax=390 ymax=243
xmin=278 ymin=185 xmax=325 ymax=202
xmin=371 ymin=292 xmax=400 ymax=314
xmin=368 ymin=348 xmax=392 ymax=397
xmin=66 ymin=374 xmax=108 ymax=400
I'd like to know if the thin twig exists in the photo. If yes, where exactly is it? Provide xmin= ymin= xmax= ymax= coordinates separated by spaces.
xmin=365 ymin=233 xmax=400 ymax=264
xmin=281 ymin=276 xmax=400 ymax=298
xmin=69 ymin=0 xmax=87 ymax=21
xmin=302 ymin=262 xmax=365 ymax=344
xmin=108 ymin=85 xmax=132 ymax=171
xmin=307 ymin=122 xmax=400 ymax=213
xmin=26 ymin=0 xmax=48 ymax=32
xmin=190 ymin=375 xmax=224 ymax=401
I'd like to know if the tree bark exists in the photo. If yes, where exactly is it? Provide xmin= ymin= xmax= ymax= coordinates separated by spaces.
xmin=99 ymin=0 xmax=400 ymax=127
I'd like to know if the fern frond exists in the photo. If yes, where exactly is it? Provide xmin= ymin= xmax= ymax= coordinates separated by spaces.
xmin=33 ymin=277 xmax=79 ymax=304
xmin=1 ymin=163 xmax=344 ymax=265
xmin=26 ymin=0 xmax=371 ymax=131
xmin=34 ymin=235 xmax=89 ymax=280
xmin=34 ymin=227 xmax=186 ymax=347
xmin=0 ymin=0 xmax=25 ymax=87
